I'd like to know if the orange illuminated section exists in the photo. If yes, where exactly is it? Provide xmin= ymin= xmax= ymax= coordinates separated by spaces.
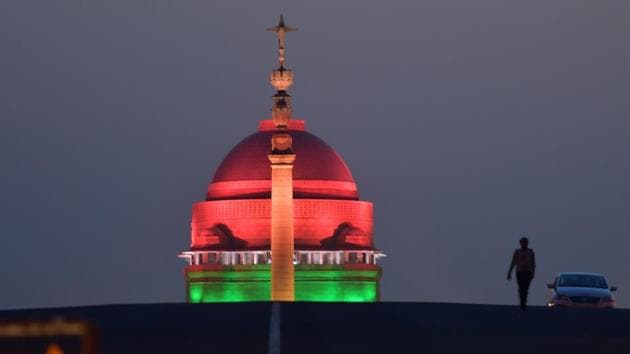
xmin=0 ymin=320 xmax=97 ymax=354
xmin=269 ymin=153 xmax=296 ymax=300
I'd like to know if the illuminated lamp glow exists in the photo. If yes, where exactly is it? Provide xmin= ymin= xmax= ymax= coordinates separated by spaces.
xmin=189 ymin=285 xmax=203 ymax=303
xmin=46 ymin=343 xmax=64 ymax=354
xmin=188 ymin=268 xmax=272 ymax=302
xmin=295 ymin=281 xmax=377 ymax=302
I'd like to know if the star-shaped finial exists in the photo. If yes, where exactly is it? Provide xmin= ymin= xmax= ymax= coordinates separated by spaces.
xmin=267 ymin=14 xmax=297 ymax=68
xmin=267 ymin=14 xmax=297 ymax=34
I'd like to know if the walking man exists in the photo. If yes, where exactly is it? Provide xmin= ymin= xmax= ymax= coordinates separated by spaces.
xmin=507 ymin=237 xmax=536 ymax=310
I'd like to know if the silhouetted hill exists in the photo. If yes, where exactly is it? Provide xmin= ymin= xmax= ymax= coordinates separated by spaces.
xmin=1 ymin=302 xmax=629 ymax=354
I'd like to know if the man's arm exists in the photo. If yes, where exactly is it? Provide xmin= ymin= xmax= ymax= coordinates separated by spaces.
xmin=531 ymin=249 xmax=536 ymax=277
xmin=507 ymin=251 xmax=516 ymax=280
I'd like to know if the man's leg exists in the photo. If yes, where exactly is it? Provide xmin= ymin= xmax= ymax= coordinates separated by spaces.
xmin=522 ymin=272 xmax=533 ymax=308
xmin=516 ymin=272 xmax=533 ymax=310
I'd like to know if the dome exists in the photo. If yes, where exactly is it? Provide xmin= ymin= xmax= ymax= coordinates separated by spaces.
xmin=207 ymin=120 xmax=358 ymax=200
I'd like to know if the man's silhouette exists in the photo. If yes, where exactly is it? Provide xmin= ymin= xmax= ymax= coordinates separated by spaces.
xmin=507 ymin=237 xmax=536 ymax=310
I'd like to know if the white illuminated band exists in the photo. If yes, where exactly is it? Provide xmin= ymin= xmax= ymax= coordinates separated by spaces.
xmin=179 ymin=250 xmax=385 ymax=266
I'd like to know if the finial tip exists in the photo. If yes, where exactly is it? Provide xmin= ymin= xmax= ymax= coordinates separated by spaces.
xmin=267 ymin=14 xmax=296 ymax=33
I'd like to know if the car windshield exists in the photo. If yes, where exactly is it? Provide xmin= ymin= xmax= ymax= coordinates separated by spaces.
xmin=558 ymin=274 xmax=608 ymax=289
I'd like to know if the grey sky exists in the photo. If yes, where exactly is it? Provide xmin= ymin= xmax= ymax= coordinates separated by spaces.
xmin=1 ymin=0 xmax=629 ymax=308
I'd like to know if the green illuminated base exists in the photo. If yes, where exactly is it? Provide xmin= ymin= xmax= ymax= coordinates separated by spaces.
xmin=186 ymin=265 xmax=381 ymax=303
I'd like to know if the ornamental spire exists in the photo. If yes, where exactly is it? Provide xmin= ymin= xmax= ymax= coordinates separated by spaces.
xmin=267 ymin=15 xmax=296 ymax=130
xmin=267 ymin=14 xmax=297 ymax=69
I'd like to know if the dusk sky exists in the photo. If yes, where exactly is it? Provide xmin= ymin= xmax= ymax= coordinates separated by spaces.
xmin=1 ymin=0 xmax=629 ymax=309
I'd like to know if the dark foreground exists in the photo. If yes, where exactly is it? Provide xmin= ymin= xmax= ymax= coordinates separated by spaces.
xmin=1 ymin=302 xmax=629 ymax=354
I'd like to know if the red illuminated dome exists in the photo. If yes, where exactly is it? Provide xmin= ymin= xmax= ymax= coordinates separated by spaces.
xmin=207 ymin=120 xmax=359 ymax=200
xmin=192 ymin=118 xmax=374 ymax=251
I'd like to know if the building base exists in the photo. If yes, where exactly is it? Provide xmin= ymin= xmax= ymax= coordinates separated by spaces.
xmin=185 ymin=264 xmax=381 ymax=302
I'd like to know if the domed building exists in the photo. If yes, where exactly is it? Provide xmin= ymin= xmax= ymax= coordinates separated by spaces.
xmin=179 ymin=17 xmax=383 ymax=302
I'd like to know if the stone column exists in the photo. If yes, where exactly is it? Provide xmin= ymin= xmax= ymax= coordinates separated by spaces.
xmin=269 ymin=152 xmax=296 ymax=301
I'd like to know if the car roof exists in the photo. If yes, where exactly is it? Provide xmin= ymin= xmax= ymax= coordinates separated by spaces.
xmin=557 ymin=272 xmax=605 ymax=277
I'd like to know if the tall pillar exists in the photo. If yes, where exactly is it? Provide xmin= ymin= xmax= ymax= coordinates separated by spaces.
xmin=269 ymin=152 xmax=296 ymax=301
xmin=267 ymin=15 xmax=298 ymax=301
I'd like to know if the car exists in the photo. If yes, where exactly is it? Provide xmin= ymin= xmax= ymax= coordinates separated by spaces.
xmin=547 ymin=272 xmax=617 ymax=308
